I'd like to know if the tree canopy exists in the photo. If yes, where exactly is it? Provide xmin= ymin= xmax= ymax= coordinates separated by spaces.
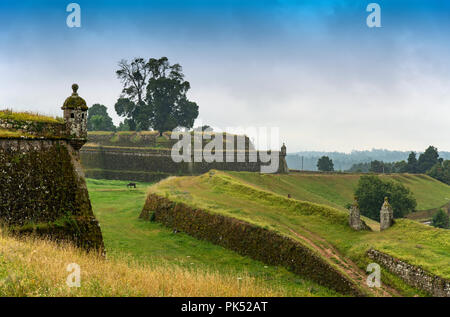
xmin=317 ymin=156 xmax=334 ymax=172
xmin=355 ymin=175 xmax=417 ymax=221
xmin=427 ymin=160 xmax=450 ymax=185
xmin=417 ymin=146 xmax=440 ymax=173
xmin=87 ymin=104 xmax=116 ymax=131
xmin=406 ymin=151 xmax=418 ymax=173
xmin=115 ymin=57 xmax=199 ymax=133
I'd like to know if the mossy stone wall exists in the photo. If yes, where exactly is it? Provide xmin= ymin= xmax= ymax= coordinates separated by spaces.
xmin=0 ymin=118 xmax=66 ymax=139
xmin=368 ymin=249 xmax=450 ymax=297
xmin=140 ymin=193 xmax=365 ymax=296
xmin=87 ymin=132 xmax=255 ymax=150
xmin=0 ymin=139 xmax=104 ymax=253
xmin=80 ymin=146 xmax=265 ymax=177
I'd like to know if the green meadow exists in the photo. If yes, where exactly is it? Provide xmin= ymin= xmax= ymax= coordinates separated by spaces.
xmin=227 ymin=172 xmax=450 ymax=211
xmin=86 ymin=178 xmax=337 ymax=297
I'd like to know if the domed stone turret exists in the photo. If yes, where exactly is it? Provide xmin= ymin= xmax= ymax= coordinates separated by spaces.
xmin=62 ymin=84 xmax=88 ymax=111
xmin=62 ymin=84 xmax=88 ymax=151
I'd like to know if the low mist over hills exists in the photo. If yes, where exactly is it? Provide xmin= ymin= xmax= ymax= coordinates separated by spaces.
xmin=287 ymin=149 xmax=450 ymax=171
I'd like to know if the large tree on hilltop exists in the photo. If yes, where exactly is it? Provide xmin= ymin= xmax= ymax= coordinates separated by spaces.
xmin=114 ymin=57 xmax=199 ymax=133
xmin=146 ymin=58 xmax=199 ymax=134
xmin=417 ymin=146 xmax=440 ymax=173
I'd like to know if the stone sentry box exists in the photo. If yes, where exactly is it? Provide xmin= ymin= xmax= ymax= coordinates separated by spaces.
xmin=380 ymin=197 xmax=394 ymax=231
xmin=62 ymin=83 xmax=88 ymax=151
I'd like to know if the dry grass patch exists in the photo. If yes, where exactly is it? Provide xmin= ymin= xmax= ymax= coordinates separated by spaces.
xmin=0 ymin=231 xmax=292 ymax=297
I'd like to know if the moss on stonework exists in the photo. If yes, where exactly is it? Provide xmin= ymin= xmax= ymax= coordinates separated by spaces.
xmin=0 ymin=140 xmax=104 ymax=253
xmin=0 ymin=129 xmax=36 ymax=139
xmin=62 ymin=95 xmax=88 ymax=110
xmin=10 ymin=216 xmax=104 ymax=254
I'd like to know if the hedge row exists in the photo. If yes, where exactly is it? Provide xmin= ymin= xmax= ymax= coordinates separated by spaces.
xmin=140 ymin=194 xmax=366 ymax=296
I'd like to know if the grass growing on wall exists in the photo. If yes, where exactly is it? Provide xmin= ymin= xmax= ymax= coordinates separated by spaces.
xmin=86 ymin=178 xmax=338 ymax=297
xmin=0 ymin=109 xmax=63 ymax=123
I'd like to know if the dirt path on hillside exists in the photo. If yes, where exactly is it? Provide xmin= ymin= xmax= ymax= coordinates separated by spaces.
xmin=286 ymin=226 xmax=400 ymax=297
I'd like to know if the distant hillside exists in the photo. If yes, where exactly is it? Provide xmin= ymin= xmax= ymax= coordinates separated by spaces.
xmin=226 ymin=172 xmax=450 ymax=212
xmin=287 ymin=149 xmax=450 ymax=171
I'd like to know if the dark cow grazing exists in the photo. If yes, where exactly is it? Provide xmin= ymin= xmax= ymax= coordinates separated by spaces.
xmin=127 ymin=183 xmax=137 ymax=189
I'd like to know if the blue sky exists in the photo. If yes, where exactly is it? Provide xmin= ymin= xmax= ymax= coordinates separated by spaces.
xmin=0 ymin=0 xmax=449 ymax=152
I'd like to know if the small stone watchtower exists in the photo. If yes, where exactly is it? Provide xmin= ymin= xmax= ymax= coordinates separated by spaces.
xmin=349 ymin=199 xmax=363 ymax=230
xmin=62 ymin=84 xmax=88 ymax=151
xmin=380 ymin=197 xmax=394 ymax=231
xmin=281 ymin=143 xmax=287 ymax=157
xmin=278 ymin=143 xmax=289 ymax=174
xmin=348 ymin=198 xmax=370 ymax=231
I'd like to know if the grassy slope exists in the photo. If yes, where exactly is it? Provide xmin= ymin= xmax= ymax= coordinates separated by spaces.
xmin=86 ymin=178 xmax=337 ymax=297
xmin=226 ymin=172 xmax=450 ymax=211
xmin=150 ymin=172 xmax=450 ymax=284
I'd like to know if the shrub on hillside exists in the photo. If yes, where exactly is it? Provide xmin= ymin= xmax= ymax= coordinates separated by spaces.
xmin=432 ymin=209 xmax=449 ymax=229
xmin=355 ymin=175 xmax=417 ymax=221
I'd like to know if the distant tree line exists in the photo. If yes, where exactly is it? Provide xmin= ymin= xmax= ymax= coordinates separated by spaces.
xmin=287 ymin=149 xmax=450 ymax=172
xmin=348 ymin=146 xmax=450 ymax=185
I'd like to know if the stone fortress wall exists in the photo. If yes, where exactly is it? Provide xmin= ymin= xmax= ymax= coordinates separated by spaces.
xmin=81 ymin=132 xmax=289 ymax=182
xmin=0 ymin=86 xmax=104 ymax=252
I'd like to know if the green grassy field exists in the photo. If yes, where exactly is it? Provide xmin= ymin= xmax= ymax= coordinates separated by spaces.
xmin=86 ymin=178 xmax=338 ymax=297
xmin=226 ymin=172 xmax=450 ymax=211
xmin=149 ymin=171 xmax=450 ymax=293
